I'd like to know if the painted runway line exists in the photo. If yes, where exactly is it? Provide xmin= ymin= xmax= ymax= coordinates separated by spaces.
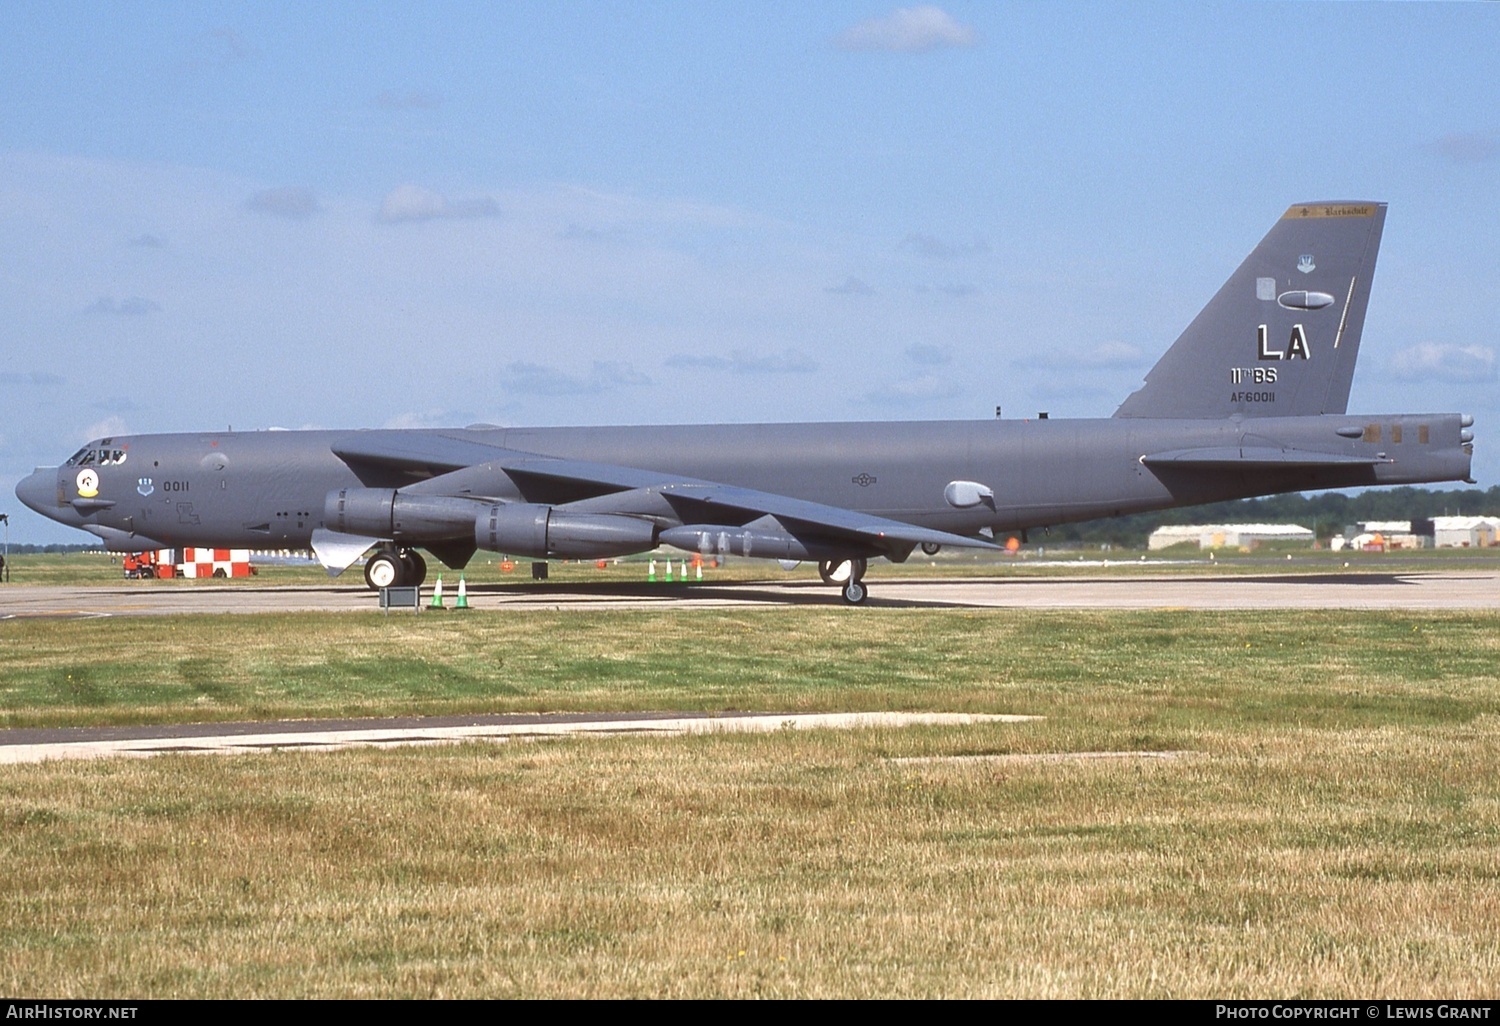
xmin=0 ymin=711 xmax=1038 ymax=765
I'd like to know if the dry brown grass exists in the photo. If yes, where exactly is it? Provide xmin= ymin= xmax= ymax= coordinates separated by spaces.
xmin=2 ymin=713 xmax=1499 ymax=997
xmin=2 ymin=607 xmax=1498 ymax=996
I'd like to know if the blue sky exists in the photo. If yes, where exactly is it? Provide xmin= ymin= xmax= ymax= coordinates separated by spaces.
xmin=2 ymin=2 xmax=1497 ymax=543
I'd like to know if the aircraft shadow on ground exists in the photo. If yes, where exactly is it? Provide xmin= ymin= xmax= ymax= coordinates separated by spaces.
xmin=448 ymin=571 xmax=1477 ymax=609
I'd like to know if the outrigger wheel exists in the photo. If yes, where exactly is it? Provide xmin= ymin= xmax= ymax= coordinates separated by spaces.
xmin=817 ymin=557 xmax=868 ymax=604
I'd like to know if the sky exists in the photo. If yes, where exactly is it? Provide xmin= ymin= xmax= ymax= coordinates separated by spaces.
xmin=2 ymin=1 xmax=1497 ymax=543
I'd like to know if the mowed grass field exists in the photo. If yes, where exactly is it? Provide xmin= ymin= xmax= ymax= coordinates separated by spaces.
xmin=2 ymin=598 xmax=1500 ymax=995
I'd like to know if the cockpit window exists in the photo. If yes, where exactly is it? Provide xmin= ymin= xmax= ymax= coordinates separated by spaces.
xmin=65 ymin=446 xmax=126 ymax=467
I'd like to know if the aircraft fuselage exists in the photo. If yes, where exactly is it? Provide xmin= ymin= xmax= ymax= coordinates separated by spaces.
xmin=17 ymin=412 xmax=1473 ymax=552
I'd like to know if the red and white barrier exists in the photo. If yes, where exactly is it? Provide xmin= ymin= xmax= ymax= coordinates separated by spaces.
xmin=163 ymin=548 xmax=254 ymax=579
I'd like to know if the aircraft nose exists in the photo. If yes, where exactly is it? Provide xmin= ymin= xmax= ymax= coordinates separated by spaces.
xmin=15 ymin=468 xmax=57 ymax=515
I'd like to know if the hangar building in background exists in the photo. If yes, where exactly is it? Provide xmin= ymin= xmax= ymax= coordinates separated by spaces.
xmin=1147 ymin=524 xmax=1315 ymax=551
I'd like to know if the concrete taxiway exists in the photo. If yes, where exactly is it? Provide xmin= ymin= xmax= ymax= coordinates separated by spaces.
xmin=2 ymin=571 xmax=1498 ymax=617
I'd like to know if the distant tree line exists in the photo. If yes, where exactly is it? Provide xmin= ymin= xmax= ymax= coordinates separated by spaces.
xmin=6 ymin=543 xmax=104 ymax=554
xmin=1044 ymin=486 xmax=1500 ymax=550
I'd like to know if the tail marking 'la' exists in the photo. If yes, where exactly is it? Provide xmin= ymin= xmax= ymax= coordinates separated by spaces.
xmin=1113 ymin=202 xmax=1386 ymax=420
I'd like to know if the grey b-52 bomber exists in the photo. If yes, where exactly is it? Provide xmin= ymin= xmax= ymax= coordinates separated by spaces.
xmin=16 ymin=202 xmax=1477 ymax=603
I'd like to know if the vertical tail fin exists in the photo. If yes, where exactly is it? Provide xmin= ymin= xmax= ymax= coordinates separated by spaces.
xmin=1114 ymin=201 xmax=1386 ymax=419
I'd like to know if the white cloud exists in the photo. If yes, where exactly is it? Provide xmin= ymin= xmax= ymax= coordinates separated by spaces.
xmin=377 ymin=184 xmax=500 ymax=224
xmin=0 ymin=371 xmax=64 ymax=386
xmin=905 ymin=343 xmax=950 ymax=366
xmin=1014 ymin=341 xmax=1145 ymax=371
xmin=1389 ymin=343 xmax=1496 ymax=383
xmin=1078 ymin=341 xmax=1145 ymax=367
xmin=85 ymin=296 xmax=160 ymax=316
xmin=187 ymin=28 xmax=258 ymax=69
xmin=836 ymin=6 xmax=978 ymax=53
xmin=825 ymin=276 xmax=875 ymax=296
xmin=861 ymin=373 xmax=961 ymax=406
xmin=83 ymin=416 xmax=129 ymax=442
xmin=383 ymin=409 xmax=486 ymax=430
xmin=247 ymin=186 xmax=319 ymax=219
xmin=506 ymin=361 xmax=651 ymax=396
xmin=1430 ymin=132 xmax=1498 ymax=164
xmin=666 ymin=349 xmax=818 ymax=374
xmin=93 ymin=396 xmax=142 ymax=413
xmin=562 ymin=222 xmax=626 ymax=242
xmin=900 ymin=233 xmax=989 ymax=259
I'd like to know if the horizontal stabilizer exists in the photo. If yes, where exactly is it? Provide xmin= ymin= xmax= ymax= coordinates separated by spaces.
xmin=1142 ymin=447 xmax=1391 ymax=468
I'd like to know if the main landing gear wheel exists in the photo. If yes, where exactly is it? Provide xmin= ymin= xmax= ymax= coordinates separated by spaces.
xmin=364 ymin=547 xmax=431 ymax=589
xmin=921 ymin=542 xmax=941 ymax=556
xmin=841 ymin=579 xmax=868 ymax=605
xmin=364 ymin=551 xmax=403 ymax=590
xmin=400 ymin=549 xmax=428 ymax=587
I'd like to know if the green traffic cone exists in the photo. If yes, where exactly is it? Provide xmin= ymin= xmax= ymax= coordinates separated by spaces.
xmin=455 ymin=575 xmax=470 ymax=610
xmin=429 ymin=575 xmax=445 ymax=610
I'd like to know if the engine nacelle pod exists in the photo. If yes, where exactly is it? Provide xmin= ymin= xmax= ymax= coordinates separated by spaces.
xmin=326 ymin=487 xmax=394 ymax=536
xmin=325 ymin=488 xmax=480 ymax=540
xmin=475 ymin=503 xmax=658 ymax=559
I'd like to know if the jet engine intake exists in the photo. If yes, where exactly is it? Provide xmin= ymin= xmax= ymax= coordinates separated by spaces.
xmin=324 ymin=488 xmax=479 ymax=540
xmin=475 ymin=503 xmax=658 ymax=559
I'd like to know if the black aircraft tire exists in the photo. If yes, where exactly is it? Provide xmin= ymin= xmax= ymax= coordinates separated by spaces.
xmin=921 ymin=542 xmax=941 ymax=556
xmin=402 ymin=550 xmax=428 ymax=588
xmin=818 ymin=558 xmax=867 ymax=585
xmin=842 ymin=579 xmax=867 ymax=605
xmin=364 ymin=552 xmax=403 ymax=590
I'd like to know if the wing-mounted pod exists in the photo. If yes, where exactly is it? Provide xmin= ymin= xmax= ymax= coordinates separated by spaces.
xmin=475 ymin=502 xmax=658 ymax=559
xmin=657 ymin=518 xmax=878 ymax=562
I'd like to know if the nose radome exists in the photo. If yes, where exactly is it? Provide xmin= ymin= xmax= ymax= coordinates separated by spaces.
xmin=15 ymin=468 xmax=56 ymax=515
